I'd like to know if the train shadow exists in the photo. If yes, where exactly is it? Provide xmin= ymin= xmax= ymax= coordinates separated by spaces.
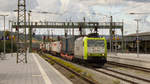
xmin=73 ymin=60 xmax=105 ymax=68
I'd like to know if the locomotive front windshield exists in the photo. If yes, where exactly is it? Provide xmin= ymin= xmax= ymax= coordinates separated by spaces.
xmin=88 ymin=40 xmax=105 ymax=47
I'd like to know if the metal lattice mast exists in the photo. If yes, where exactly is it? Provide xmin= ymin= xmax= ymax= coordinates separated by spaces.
xmin=17 ymin=0 xmax=27 ymax=63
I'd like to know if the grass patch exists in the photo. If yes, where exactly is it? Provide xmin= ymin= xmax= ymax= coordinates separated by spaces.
xmin=69 ymin=74 xmax=75 ymax=79
xmin=113 ymin=80 xmax=120 ymax=84
xmin=44 ymin=54 xmax=93 ymax=79
xmin=40 ymin=54 xmax=55 ymax=65
xmin=47 ymin=60 xmax=55 ymax=65
xmin=45 ymin=54 xmax=83 ymax=73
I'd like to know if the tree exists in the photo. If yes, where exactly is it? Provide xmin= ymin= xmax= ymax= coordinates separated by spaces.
xmin=0 ymin=31 xmax=17 ymax=53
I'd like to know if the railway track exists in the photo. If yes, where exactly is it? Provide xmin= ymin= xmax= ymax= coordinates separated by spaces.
xmin=79 ymin=62 xmax=150 ymax=84
xmin=39 ymin=52 xmax=99 ymax=84
xmin=107 ymin=61 xmax=150 ymax=73
xmin=92 ymin=67 xmax=150 ymax=84
xmin=39 ymin=52 xmax=150 ymax=84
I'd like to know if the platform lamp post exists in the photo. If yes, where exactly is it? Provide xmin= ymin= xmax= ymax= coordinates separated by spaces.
xmin=134 ymin=19 xmax=141 ymax=58
xmin=9 ymin=20 xmax=13 ymax=57
xmin=124 ymin=31 xmax=128 ymax=53
xmin=28 ymin=10 xmax=32 ymax=52
xmin=129 ymin=12 xmax=150 ymax=57
xmin=0 ymin=15 xmax=8 ymax=59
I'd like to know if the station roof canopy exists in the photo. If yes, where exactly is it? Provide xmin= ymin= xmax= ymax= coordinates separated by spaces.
xmin=125 ymin=32 xmax=150 ymax=41
xmin=126 ymin=32 xmax=150 ymax=36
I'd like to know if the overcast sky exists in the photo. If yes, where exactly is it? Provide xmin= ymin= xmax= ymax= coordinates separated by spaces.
xmin=0 ymin=0 xmax=150 ymax=35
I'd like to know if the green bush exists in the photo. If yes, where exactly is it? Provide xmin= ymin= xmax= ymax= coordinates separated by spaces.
xmin=0 ymin=40 xmax=17 ymax=53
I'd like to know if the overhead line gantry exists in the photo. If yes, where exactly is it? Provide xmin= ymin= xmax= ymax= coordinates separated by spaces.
xmin=12 ymin=21 xmax=123 ymax=29
xmin=12 ymin=21 xmax=124 ymax=52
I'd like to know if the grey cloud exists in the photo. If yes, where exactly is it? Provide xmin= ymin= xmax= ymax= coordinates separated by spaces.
xmin=26 ymin=0 xmax=39 ymax=10
xmin=35 ymin=0 xmax=61 ymax=13
xmin=142 ymin=15 xmax=150 ymax=27
xmin=0 ymin=0 xmax=17 ymax=11
xmin=0 ymin=0 xmax=38 ymax=12
xmin=126 ymin=0 xmax=150 ymax=3
xmin=77 ymin=0 xmax=128 ymax=10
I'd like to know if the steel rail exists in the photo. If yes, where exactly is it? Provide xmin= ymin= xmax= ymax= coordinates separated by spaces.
xmin=107 ymin=61 xmax=150 ymax=73
xmin=94 ymin=68 xmax=137 ymax=84
xmin=103 ymin=67 xmax=150 ymax=83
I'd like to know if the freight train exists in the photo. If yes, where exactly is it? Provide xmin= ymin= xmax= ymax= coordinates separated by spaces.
xmin=40 ymin=33 xmax=107 ymax=65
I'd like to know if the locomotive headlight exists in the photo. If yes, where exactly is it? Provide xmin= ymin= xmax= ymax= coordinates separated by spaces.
xmin=102 ymin=54 xmax=105 ymax=56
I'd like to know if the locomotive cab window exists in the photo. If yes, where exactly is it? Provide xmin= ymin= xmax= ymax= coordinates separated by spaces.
xmin=88 ymin=40 xmax=105 ymax=47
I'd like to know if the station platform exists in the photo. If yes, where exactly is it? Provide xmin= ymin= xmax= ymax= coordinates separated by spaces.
xmin=0 ymin=53 xmax=72 ymax=84
xmin=108 ymin=53 xmax=150 ymax=68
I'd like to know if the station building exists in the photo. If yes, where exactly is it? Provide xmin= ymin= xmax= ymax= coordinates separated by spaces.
xmin=105 ymin=32 xmax=150 ymax=53
xmin=124 ymin=32 xmax=150 ymax=53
